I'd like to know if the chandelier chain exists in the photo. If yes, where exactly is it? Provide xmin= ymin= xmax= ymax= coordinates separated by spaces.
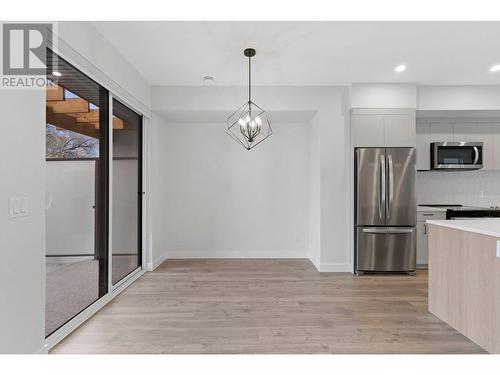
xmin=248 ymin=54 xmax=251 ymax=103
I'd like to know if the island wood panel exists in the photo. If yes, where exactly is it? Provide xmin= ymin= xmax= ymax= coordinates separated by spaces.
xmin=428 ymin=224 xmax=500 ymax=353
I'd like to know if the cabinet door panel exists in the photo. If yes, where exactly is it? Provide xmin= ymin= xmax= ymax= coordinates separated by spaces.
xmin=352 ymin=114 xmax=385 ymax=147
xmin=453 ymin=122 xmax=477 ymax=143
xmin=416 ymin=221 xmax=428 ymax=266
xmin=430 ymin=123 xmax=453 ymax=143
xmin=416 ymin=122 xmax=431 ymax=170
xmin=476 ymin=123 xmax=494 ymax=170
xmin=492 ymin=123 xmax=500 ymax=170
xmin=384 ymin=114 xmax=416 ymax=147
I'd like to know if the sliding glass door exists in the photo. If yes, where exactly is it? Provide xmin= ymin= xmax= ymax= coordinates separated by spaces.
xmin=45 ymin=51 xmax=109 ymax=337
xmin=45 ymin=51 xmax=143 ymax=338
xmin=111 ymin=99 xmax=142 ymax=284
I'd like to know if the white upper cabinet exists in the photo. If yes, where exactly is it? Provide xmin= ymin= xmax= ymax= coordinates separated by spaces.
xmin=414 ymin=114 xmax=500 ymax=171
xmin=353 ymin=109 xmax=500 ymax=170
xmin=416 ymin=122 xmax=431 ymax=170
xmin=453 ymin=122 xmax=477 ymax=142
xmin=476 ymin=123 xmax=495 ymax=170
xmin=492 ymin=123 xmax=500 ymax=169
xmin=429 ymin=123 xmax=453 ymax=143
xmin=351 ymin=113 xmax=385 ymax=147
xmin=384 ymin=113 xmax=416 ymax=147
xmin=416 ymin=122 xmax=452 ymax=170
xmin=351 ymin=109 xmax=416 ymax=148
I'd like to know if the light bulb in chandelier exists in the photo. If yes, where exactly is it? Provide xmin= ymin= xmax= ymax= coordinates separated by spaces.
xmin=238 ymin=114 xmax=262 ymax=143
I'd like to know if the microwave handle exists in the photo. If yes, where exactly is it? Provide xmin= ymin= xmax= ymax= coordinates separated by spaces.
xmin=473 ymin=146 xmax=479 ymax=165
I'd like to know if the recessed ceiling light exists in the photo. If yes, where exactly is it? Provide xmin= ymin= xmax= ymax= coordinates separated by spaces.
xmin=52 ymin=71 xmax=62 ymax=77
xmin=489 ymin=65 xmax=500 ymax=73
xmin=394 ymin=65 xmax=406 ymax=73
xmin=203 ymin=75 xmax=215 ymax=83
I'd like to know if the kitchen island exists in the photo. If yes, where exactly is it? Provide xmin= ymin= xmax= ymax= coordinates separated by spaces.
xmin=427 ymin=219 xmax=500 ymax=354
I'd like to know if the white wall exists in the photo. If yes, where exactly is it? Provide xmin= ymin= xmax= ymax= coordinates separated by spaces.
xmin=417 ymin=171 xmax=500 ymax=207
xmin=319 ymin=89 xmax=351 ymax=270
xmin=308 ymin=113 xmax=321 ymax=269
xmin=113 ymin=159 xmax=139 ymax=254
xmin=351 ymin=83 xmax=417 ymax=108
xmin=149 ymin=113 xmax=170 ymax=269
xmin=46 ymin=161 xmax=95 ymax=256
xmin=151 ymin=86 xmax=351 ymax=272
xmin=55 ymin=22 xmax=151 ymax=113
xmin=352 ymin=84 xmax=500 ymax=111
xmin=0 ymin=21 xmax=151 ymax=353
xmin=152 ymin=119 xmax=312 ymax=259
xmin=112 ymin=130 xmax=141 ymax=255
xmin=0 ymin=87 xmax=46 ymax=353
xmin=46 ymin=158 xmax=140 ymax=257
xmin=418 ymin=86 xmax=500 ymax=110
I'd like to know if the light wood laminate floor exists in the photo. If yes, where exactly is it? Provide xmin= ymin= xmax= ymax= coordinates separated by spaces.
xmin=51 ymin=259 xmax=485 ymax=354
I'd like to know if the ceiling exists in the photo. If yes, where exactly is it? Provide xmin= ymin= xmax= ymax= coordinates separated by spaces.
xmin=92 ymin=21 xmax=500 ymax=86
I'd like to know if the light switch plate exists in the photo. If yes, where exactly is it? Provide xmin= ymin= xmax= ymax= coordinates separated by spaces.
xmin=497 ymin=241 xmax=500 ymax=258
xmin=9 ymin=197 xmax=29 ymax=218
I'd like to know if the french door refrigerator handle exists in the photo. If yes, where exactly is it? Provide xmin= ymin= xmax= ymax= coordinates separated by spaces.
xmin=388 ymin=154 xmax=394 ymax=221
xmin=380 ymin=155 xmax=385 ymax=220
xmin=362 ymin=228 xmax=413 ymax=234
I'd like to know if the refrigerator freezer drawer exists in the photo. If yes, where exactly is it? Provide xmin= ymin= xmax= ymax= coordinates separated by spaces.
xmin=356 ymin=227 xmax=416 ymax=272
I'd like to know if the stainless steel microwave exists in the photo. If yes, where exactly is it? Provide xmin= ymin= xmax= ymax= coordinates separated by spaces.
xmin=431 ymin=142 xmax=483 ymax=170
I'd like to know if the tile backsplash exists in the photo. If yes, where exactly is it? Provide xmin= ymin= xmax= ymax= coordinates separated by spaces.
xmin=417 ymin=170 xmax=500 ymax=208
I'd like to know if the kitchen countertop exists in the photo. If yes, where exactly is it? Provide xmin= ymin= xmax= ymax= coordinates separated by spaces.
xmin=417 ymin=206 xmax=448 ymax=212
xmin=426 ymin=218 xmax=500 ymax=238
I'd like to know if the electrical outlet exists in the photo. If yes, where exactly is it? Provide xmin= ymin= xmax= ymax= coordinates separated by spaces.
xmin=9 ymin=197 xmax=29 ymax=218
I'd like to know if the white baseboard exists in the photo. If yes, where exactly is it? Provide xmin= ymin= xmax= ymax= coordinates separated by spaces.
xmin=148 ymin=251 xmax=169 ymax=271
xmin=318 ymin=262 xmax=352 ymax=273
xmin=152 ymin=251 xmax=351 ymax=273
xmin=165 ymin=250 xmax=309 ymax=259
xmin=309 ymin=256 xmax=321 ymax=271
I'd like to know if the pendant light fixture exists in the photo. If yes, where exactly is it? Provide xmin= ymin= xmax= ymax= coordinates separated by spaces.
xmin=226 ymin=48 xmax=272 ymax=150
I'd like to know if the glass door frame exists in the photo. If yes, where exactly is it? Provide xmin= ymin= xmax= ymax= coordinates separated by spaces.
xmin=108 ymin=93 xmax=145 ymax=291
xmin=44 ymin=48 xmax=149 ymax=350
xmin=45 ymin=49 xmax=110 ymax=338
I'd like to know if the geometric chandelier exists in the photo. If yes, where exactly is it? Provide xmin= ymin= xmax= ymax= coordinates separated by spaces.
xmin=226 ymin=48 xmax=272 ymax=150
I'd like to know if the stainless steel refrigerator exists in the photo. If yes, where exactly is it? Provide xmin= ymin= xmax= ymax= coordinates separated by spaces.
xmin=355 ymin=148 xmax=416 ymax=274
